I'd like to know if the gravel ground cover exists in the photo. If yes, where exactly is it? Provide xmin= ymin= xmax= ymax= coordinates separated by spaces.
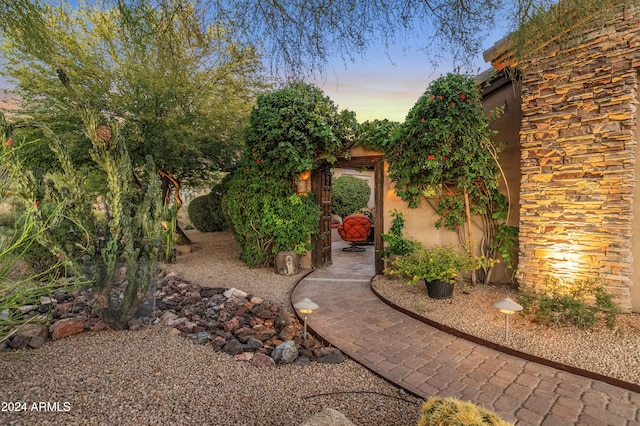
xmin=372 ymin=274 xmax=640 ymax=386
xmin=0 ymin=231 xmax=422 ymax=426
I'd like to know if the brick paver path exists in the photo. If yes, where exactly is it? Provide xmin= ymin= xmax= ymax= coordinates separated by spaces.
xmin=292 ymin=270 xmax=640 ymax=425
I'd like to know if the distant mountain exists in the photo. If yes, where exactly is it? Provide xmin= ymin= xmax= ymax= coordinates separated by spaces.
xmin=0 ymin=92 xmax=18 ymax=117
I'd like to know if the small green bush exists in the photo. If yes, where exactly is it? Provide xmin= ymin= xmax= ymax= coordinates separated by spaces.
xmin=187 ymin=180 xmax=230 ymax=233
xmin=381 ymin=209 xmax=419 ymax=259
xmin=417 ymin=396 xmax=512 ymax=426
xmin=518 ymin=275 xmax=620 ymax=328
xmin=187 ymin=194 xmax=212 ymax=232
xmin=332 ymin=174 xmax=370 ymax=218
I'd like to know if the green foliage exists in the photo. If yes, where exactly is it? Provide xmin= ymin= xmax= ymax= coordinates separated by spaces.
xmin=188 ymin=179 xmax=234 ymax=233
xmin=353 ymin=119 xmax=399 ymax=152
xmin=223 ymin=170 xmax=290 ymax=267
xmin=0 ymin=141 xmax=80 ymax=343
xmin=381 ymin=209 xmax=419 ymax=259
xmin=0 ymin=0 xmax=264 ymax=185
xmin=518 ymin=275 xmax=620 ymax=328
xmin=261 ymin=194 xmax=321 ymax=254
xmin=187 ymin=195 xmax=214 ymax=232
xmin=490 ymin=223 xmax=519 ymax=271
xmin=243 ymin=82 xmax=354 ymax=181
xmin=1 ymin=108 xmax=164 ymax=329
xmin=188 ymin=177 xmax=232 ymax=233
xmin=387 ymin=73 xmax=502 ymax=207
xmin=391 ymin=243 xmax=494 ymax=285
xmin=224 ymin=82 xmax=352 ymax=267
xmin=417 ymin=396 xmax=512 ymax=426
xmin=331 ymin=174 xmax=371 ymax=218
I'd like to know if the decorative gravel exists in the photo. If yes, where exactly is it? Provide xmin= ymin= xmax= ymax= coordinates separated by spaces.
xmin=0 ymin=231 xmax=422 ymax=425
xmin=371 ymin=274 xmax=640 ymax=386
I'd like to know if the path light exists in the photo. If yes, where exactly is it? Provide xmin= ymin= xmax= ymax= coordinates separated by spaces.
xmin=293 ymin=297 xmax=318 ymax=339
xmin=493 ymin=298 xmax=523 ymax=341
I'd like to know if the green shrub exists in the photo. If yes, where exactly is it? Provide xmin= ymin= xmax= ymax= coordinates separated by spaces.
xmin=187 ymin=178 xmax=231 ymax=233
xmin=332 ymin=174 xmax=370 ymax=218
xmin=381 ymin=209 xmax=419 ymax=259
xmin=223 ymin=170 xmax=291 ymax=267
xmin=518 ymin=275 xmax=620 ymax=328
xmin=224 ymin=82 xmax=353 ymax=267
xmin=261 ymin=194 xmax=320 ymax=254
xmin=417 ymin=397 xmax=512 ymax=426
xmin=188 ymin=194 xmax=216 ymax=232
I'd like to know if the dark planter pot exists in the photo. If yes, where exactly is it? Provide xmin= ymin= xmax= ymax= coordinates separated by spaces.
xmin=425 ymin=279 xmax=454 ymax=299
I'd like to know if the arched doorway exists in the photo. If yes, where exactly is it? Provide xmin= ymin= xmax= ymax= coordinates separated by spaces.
xmin=311 ymin=155 xmax=384 ymax=274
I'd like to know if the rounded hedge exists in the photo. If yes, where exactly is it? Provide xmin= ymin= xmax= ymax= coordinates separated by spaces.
xmin=187 ymin=182 xmax=229 ymax=232
xmin=332 ymin=174 xmax=371 ymax=219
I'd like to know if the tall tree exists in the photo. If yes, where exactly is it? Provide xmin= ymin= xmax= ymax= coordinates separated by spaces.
xmin=2 ymin=1 xmax=627 ymax=79
xmin=0 ymin=0 xmax=265 ymax=197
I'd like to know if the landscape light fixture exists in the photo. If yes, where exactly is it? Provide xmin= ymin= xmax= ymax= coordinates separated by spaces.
xmin=493 ymin=298 xmax=523 ymax=341
xmin=293 ymin=297 xmax=318 ymax=339
xmin=296 ymin=170 xmax=311 ymax=194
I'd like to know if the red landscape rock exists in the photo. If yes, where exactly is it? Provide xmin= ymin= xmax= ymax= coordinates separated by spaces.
xmin=50 ymin=318 xmax=85 ymax=340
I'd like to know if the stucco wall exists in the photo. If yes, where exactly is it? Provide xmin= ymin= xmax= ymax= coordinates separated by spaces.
xmin=515 ymin=5 xmax=640 ymax=312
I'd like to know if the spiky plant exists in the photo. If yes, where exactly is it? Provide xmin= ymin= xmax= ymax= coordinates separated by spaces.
xmin=1 ymin=108 xmax=163 ymax=329
xmin=1 ymin=117 xmax=80 ymax=342
xmin=416 ymin=397 xmax=513 ymax=426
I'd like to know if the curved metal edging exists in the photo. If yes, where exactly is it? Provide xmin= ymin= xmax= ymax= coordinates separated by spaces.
xmin=369 ymin=282 xmax=640 ymax=394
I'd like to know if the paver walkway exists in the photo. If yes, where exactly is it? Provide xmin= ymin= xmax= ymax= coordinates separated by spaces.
xmin=291 ymin=243 xmax=640 ymax=425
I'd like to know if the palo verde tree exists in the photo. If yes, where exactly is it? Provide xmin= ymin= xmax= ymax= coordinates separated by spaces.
xmin=387 ymin=73 xmax=507 ymax=285
xmin=0 ymin=0 xmax=265 ymax=228
xmin=2 ymin=1 xmax=631 ymax=77
xmin=223 ymin=82 xmax=355 ymax=267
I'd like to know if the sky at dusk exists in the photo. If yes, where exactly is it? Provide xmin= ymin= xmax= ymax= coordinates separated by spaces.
xmin=0 ymin=3 xmax=511 ymax=124
xmin=316 ymin=32 xmax=509 ymax=123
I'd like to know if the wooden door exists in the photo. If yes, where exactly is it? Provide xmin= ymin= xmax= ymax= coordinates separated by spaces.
xmin=312 ymin=165 xmax=332 ymax=268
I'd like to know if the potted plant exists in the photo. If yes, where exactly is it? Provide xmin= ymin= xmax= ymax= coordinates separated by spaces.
xmin=354 ymin=207 xmax=375 ymax=243
xmin=391 ymin=244 xmax=485 ymax=299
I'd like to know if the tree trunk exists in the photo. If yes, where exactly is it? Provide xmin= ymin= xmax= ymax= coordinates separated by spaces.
xmin=463 ymin=187 xmax=476 ymax=286
xmin=157 ymin=169 xmax=192 ymax=244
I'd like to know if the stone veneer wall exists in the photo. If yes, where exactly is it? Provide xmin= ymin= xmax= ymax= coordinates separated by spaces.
xmin=517 ymin=4 xmax=640 ymax=312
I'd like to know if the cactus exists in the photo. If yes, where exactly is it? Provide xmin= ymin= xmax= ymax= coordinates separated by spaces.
xmin=416 ymin=397 xmax=513 ymax=426
xmin=1 ymin=109 xmax=163 ymax=329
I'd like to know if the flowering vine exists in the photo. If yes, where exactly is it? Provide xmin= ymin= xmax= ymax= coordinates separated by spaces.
xmin=386 ymin=73 xmax=508 ymax=284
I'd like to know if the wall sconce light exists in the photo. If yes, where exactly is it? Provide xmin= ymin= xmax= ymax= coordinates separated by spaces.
xmin=299 ymin=170 xmax=311 ymax=181
xmin=493 ymin=297 xmax=523 ymax=341
xmin=293 ymin=297 xmax=318 ymax=339
xmin=297 ymin=170 xmax=312 ymax=194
